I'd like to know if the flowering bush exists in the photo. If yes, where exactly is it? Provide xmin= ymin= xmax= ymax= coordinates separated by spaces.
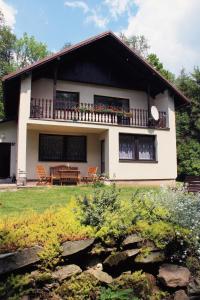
xmin=150 ymin=186 xmax=200 ymax=257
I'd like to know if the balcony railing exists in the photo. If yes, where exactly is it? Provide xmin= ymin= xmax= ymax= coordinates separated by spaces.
xmin=30 ymin=98 xmax=167 ymax=129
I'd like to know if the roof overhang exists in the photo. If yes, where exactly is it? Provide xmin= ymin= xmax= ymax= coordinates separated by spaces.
xmin=2 ymin=31 xmax=190 ymax=107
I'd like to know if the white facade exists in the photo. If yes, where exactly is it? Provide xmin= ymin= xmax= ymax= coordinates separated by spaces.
xmin=0 ymin=76 xmax=176 ymax=185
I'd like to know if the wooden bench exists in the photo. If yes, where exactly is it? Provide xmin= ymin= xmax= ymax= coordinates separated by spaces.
xmin=185 ymin=176 xmax=200 ymax=193
xmin=50 ymin=165 xmax=80 ymax=185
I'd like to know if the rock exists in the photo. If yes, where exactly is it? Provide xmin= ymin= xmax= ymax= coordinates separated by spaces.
xmin=158 ymin=264 xmax=191 ymax=288
xmin=52 ymin=264 xmax=82 ymax=281
xmin=145 ymin=273 xmax=157 ymax=289
xmin=122 ymin=234 xmax=143 ymax=247
xmin=86 ymin=268 xmax=113 ymax=284
xmin=135 ymin=251 xmax=165 ymax=263
xmin=103 ymin=251 xmax=128 ymax=268
xmin=62 ymin=238 xmax=95 ymax=257
xmin=188 ymin=276 xmax=200 ymax=298
xmin=137 ymin=240 xmax=159 ymax=251
xmin=90 ymin=243 xmax=116 ymax=255
xmin=174 ymin=290 xmax=189 ymax=300
xmin=103 ymin=249 xmax=140 ymax=268
xmin=125 ymin=249 xmax=140 ymax=257
xmin=21 ymin=296 xmax=31 ymax=300
xmin=0 ymin=246 xmax=43 ymax=275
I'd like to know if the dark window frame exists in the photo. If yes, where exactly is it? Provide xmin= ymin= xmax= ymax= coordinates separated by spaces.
xmin=94 ymin=94 xmax=130 ymax=110
xmin=39 ymin=133 xmax=87 ymax=162
xmin=119 ymin=133 xmax=156 ymax=162
xmin=55 ymin=91 xmax=80 ymax=109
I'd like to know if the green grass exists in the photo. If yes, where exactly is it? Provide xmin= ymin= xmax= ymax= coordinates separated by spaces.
xmin=0 ymin=185 xmax=157 ymax=217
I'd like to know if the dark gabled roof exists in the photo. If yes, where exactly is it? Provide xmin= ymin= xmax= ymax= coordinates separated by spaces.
xmin=2 ymin=31 xmax=189 ymax=105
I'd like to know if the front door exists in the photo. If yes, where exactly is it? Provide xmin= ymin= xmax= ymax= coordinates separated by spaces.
xmin=101 ymin=140 xmax=105 ymax=174
xmin=0 ymin=143 xmax=11 ymax=178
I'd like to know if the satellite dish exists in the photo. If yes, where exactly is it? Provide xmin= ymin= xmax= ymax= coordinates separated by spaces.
xmin=151 ymin=106 xmax=159 ymax=121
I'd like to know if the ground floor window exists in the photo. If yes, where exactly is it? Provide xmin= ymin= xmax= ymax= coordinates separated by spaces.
xmin=39 ymin=134 xmax=86 ymax=162
xmin=119 ymin=134 xmax=156 ymax=161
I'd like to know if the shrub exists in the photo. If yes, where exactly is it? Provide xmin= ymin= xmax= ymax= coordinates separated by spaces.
xmin=99 ymin=287 xmax=139 ymax=300
xmin=56 ymin=272 xmax=100 ymax=300
xmin=78 ymin=184 xmax=120 ymax=228
xmin=0 ymin=200 xmax=94 ymax=268
xmin=0 ymin=274 xmax=33 ymax=299
xmin=151 ymin=187 xmax=200 ymax=256
xmin=111 ymin=271 xmax=151 ymax=300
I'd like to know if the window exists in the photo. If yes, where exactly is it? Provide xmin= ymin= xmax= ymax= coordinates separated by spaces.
xmin=94 ymin=95 xmax=130 ymax=125
xmin=39 ymin=134 xmax=86 ymax=162
xmin=55 ymin=91 xmax=79 ymax=109
xmin=119 ymin=134 xmax=156 ymax=161
xmin=94 ymin=95 xmax=129 ymax=111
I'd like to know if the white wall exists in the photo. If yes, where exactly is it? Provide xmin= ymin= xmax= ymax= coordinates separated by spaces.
xmin=0 ymin=121 xmax=17 ymax=176
xmin=107 ymin=92 xmax=177 ymax=180
xmin=32 ymin=79 xmax=154 ymax=110
xmin=28 ymin=79 xmax=176 ymax=181
xmin=26 ymin=129 xmax=101 ymax=179
xmin=17 ymin=75 xmax=31 ymax=183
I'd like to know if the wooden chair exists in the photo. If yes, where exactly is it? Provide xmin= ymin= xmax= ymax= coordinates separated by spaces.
xmin=82 ymin=167 xmax=98 ymax=183
xmin=36 ymin=165 xmax=52 ymax=185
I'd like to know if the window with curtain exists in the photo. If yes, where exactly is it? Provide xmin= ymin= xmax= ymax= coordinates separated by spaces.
xmin=119 ymin=134 xmax=155 ymax=161
xmin=39 ymin=134 xmax=86 ymax=162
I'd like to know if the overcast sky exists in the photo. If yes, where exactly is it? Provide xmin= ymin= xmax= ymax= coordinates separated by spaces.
xmin=1 ymin=0 xmax=200 ymax=75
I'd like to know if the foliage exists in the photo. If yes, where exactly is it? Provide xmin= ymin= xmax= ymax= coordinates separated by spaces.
xmin=56 ymin=272 xmax=100 ymax=300
xmin=147 ymin=53 xmax=175 ymax=82
xmin=14 ymin=32 xmax=50 ymax=68
xmin=99 ymin=287 xmax=138 ymax=300
xmin=177 ymin=139 xmax=200 ymax=176
xmin=119 ymin=33 xmax=150 ymax=57
xmin=176 ymin=68 xmax=200 ymax=178
xmin=111 ymin=271 xmax=151 ymax=300
xmin=78 ymin=185 xmax=186 ymax=248
xmin=0 ymin=273 xmax=33 ymax=299
xmin=0 ymin=10 xmax=16 ymax=118
xmin=151 ymin=187 xmax=200 ymax=257
xmin=78 ymin=184 xmax=120 ymax=228
xmin=0 ymin=10 xmax=50 ymax=118
xmin=0 ymin=200 xmax=94 ymax=268
xmin=61 ymin=41 xmax=72 ymax=50
xmin=186 ymin=256 xmax=200 ymax=276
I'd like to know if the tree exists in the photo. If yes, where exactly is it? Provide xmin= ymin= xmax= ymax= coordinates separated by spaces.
xmin=147 ymin=53 xmax=175 ymax=83
xmin=119 ymin=33 xmax=150 ymax=57
xmin=61 ymin=42 xmax=72 ymax=50
xmin=0 ymin=11 xmax=16 ymax=118
xmin=15 ymin=32 xmax=50 ymax=68
xmin=176 ymin=68 xmax=200 ymax=178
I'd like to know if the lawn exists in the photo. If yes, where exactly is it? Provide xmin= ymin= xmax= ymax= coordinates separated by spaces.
xmin=0 ymin=185 xmax=156 ymax=217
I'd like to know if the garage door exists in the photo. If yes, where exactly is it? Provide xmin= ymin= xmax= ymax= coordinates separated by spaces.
xmin=0 ymin=143 xmax=11 ymax=178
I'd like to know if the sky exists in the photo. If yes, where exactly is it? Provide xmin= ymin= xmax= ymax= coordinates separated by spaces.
xmin=1 ymin=0 xmax=200 ymax=75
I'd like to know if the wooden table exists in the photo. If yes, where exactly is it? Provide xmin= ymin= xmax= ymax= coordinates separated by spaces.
xmin=57 ymin=169 xmax=80 ymax=185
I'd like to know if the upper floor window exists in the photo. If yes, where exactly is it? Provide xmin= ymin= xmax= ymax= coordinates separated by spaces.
xmin=55 ymin=91 xmax=79 ymax=109
xmin=94 ymin=95 xmax=129 ymax=111
xmin=94 ymin=95 xmax=130 ymax=125
xmin=119 ymin=134 xmax=156 ymax=161
xmin=39 ymin=134 xmax=86 ymax=162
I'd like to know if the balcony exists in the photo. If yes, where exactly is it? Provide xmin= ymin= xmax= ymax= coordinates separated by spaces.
xmin=30 ymin=98 xmax=167 ymax=129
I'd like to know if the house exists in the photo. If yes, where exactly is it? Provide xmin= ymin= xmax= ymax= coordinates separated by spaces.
xmin=0 ymin=31 xmax=189 ymax=186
